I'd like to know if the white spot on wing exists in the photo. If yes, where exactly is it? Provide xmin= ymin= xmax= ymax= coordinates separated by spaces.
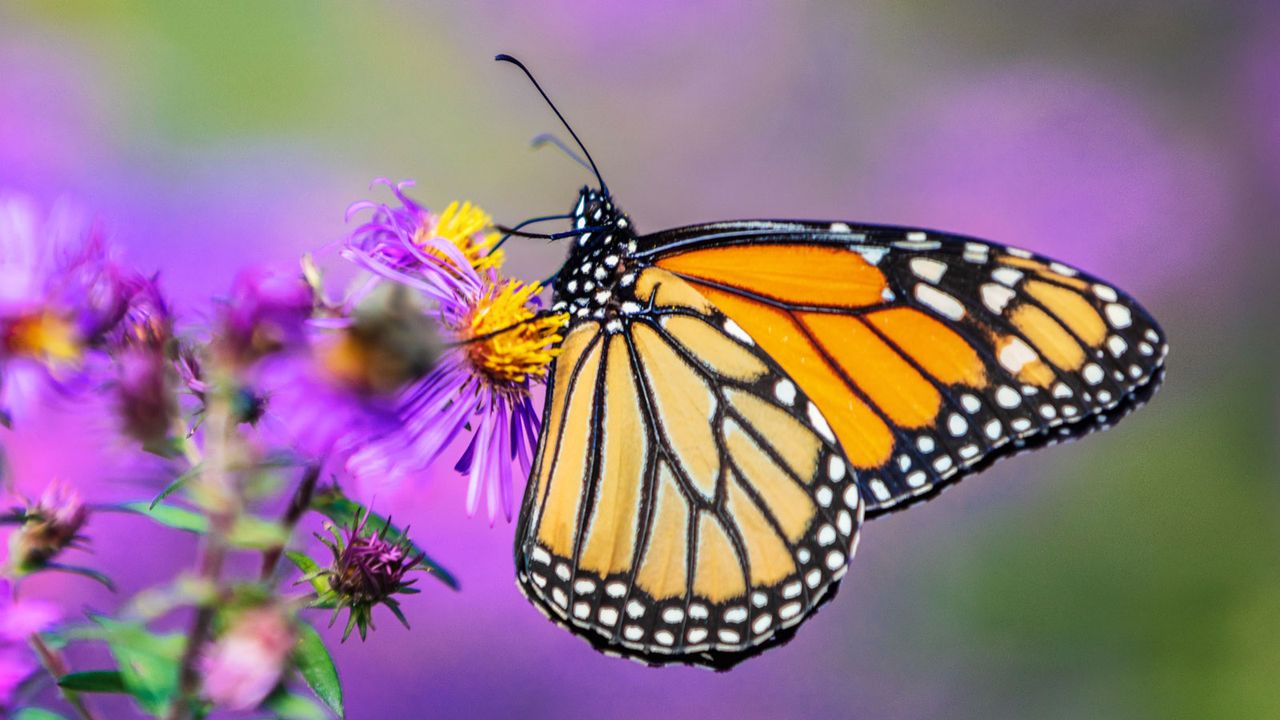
xmin=1093 ymin=284 xmax=1119 ymax=302
xmin=723 ymin=319 xmax=753 ymax=345
xmin=1105 ymin=303 xmax=1133 ymax=328
xmin=1083 ymin=364 xmax=1104 ymax=385
xmin=981 ymin=283 xmax=1016 ymax=314
xmin=996 ymin=386 xmax=1022 ymax=408
xmin=774 ymin=379 xmax=797 ymax=406
xmin=828 ymin=455 xmax=846 ymax=480
xmin=910 ymin=257 xmax=948 ymax=284
xmin=992 ymin=267 xmax=1024 ymax=287
xmin=914 ymin=284 xmax=965 ymax=320
xmin=856 ymin=246 xmax=888 ymax=265
xmin=807 ymin=402 xmax=835 ymax=443
xmin=998 ymin=337 xmax=1038 ymax=373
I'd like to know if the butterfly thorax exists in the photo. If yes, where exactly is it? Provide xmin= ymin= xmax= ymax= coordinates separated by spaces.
xmin=549 ymin=187 xmax=640 ymax=322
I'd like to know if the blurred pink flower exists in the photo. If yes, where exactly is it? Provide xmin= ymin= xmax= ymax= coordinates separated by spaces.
xmin=200 ymin=606 xmax=296 ymax=711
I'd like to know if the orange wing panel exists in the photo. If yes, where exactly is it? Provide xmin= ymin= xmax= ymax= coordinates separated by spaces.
xmin=694 ymin=283 xmax=894 ymax=468
xmin=865 ymin=308 xmax=987 ymax=388
xmin=657 ymin=243 xmax=887 ymax=308
xmin=800 ymin=312 xmax=940 ymax=428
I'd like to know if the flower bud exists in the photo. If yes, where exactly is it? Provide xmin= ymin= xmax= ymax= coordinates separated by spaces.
xmin=10 ymin=481 xmax=88 ymax=571
xmin=317 ymin=509 xmax=424 ymax=641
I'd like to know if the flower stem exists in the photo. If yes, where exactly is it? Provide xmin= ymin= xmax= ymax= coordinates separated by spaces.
xmin=259 ymin=463 xmax=321 ymax=581
xmin=29 ymin=632 xmax=102 ymax=720
xmin=167 ymin=386 xmax=237 ymax=720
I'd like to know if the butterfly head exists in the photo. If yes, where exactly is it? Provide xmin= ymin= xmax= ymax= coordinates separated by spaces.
xmin=570 ymin=186 xmax=632 ymax=245
xmin=548 ymin=188 xmax=639 ymax=320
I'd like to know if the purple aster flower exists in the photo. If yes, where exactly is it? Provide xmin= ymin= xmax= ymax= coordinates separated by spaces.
xmin=342 ymin=182 xmax=566 ymax=524
xmin=215 ymin=266 xmax=316 ymax=368
xmin=0 ymin=192 xmax=141 ymax=423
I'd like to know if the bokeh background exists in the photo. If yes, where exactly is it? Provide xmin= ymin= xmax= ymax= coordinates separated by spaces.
xmin=2 ymin=1 xmax=1277 ymax=718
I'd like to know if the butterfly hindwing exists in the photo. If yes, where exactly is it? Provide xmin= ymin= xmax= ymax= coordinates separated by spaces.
xmin=515 ymin=267 xmax=863 ymax=668
xmin=636 ymin=221 xmax=1167 ymax=515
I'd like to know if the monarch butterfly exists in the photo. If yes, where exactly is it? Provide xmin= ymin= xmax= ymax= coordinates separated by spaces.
xmin=496 ymin=56 xmax=1167 ymax=669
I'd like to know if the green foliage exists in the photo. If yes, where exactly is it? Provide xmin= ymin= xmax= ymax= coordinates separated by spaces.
xmin=293 ymin=622 xmax=344 ymax=718
xmin=80 ymin=615 xmax=185 ymax=717
xmin=114 ymin=501 xmax=288 ymax=549
xmin=262 ymin=688 xmax=329 ymax=720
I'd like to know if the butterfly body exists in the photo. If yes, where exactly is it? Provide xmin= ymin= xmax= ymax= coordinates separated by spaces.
xmin=515 ymin=184 xmax=1166 ymax=669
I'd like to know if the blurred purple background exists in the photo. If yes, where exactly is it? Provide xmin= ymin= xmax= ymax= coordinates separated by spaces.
xmin=2 ymin=2 xmax=1277 ymax=718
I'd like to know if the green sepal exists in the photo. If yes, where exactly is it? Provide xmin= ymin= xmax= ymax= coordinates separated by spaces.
xmin=284 ymin=551 xmax=331 ymax=598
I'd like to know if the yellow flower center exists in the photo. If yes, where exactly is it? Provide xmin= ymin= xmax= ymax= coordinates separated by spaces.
xmin=4 ymin=311 xmax=83 ymax=365
xmin=460 ymin=279 xmax=568 ymax=386
xmin=414 ymin=201 xmax=505 ymax=274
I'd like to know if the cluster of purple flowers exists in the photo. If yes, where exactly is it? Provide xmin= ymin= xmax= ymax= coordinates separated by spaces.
xmin=0 ymin=180 xmax=565 ymax=716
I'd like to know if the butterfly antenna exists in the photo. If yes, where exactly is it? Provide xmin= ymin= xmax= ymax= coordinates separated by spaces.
xmin=530 ymin=133 xmax=594 ymax=173
xmin=495 ymin=54 xmax=609 ymax=197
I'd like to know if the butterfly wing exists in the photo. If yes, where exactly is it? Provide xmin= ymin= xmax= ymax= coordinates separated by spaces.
xmin=515 ymin=267 xmax=862 ymax=668
xmin=634 ymin=221 xmax=1167 ymax=515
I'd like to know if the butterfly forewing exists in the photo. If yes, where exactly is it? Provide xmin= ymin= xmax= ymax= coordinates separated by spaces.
xmin=516 ymin=266 xmax=863 ymax=668
xmin=636 ymin=221 xmax=1167 ymax=515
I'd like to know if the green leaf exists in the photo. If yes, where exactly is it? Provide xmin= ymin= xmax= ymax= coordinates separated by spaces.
xmin=115 ymin=501 xmax=208 ymax=533
xmin=43 ymin=563 xmax=117 ymax=592
xmin=90 ymin=616 xmax=184 ymax=717
xmin=150 ymin=466 xmax=201 ymax=509
xmin=13 ymin=709 xmax=71 ymax=720
xmin=310 ymin=490 xmax=458 ymax=590
xmin=227 ymin=515 xmax=289 ymax=549
xmin=262 ymin=688 xmax=328 ymax=720
xmin=57 ymin=670 xmax=128 ymax=693
xmin=114 ymin=501 xmax=286 ymax=549
xmin=294 ymin=622 xmax=343 ymax=718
